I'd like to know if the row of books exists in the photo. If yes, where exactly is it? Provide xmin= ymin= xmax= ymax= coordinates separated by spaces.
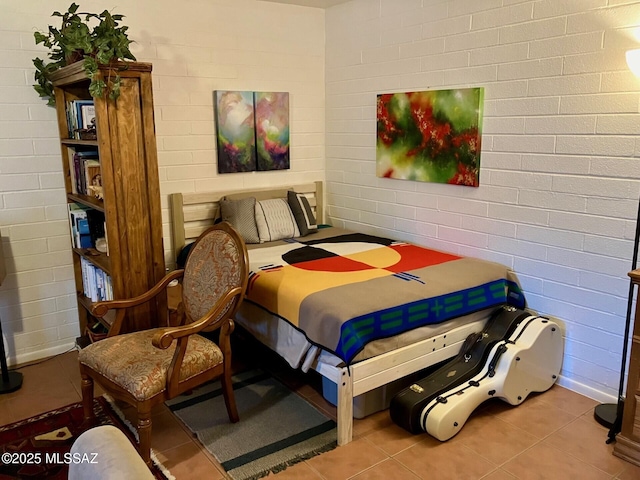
xmin=68 ymin=149 xmax=101 ymax=196
xmin=66 ymin=99 xmax=96 ymax=139
xmin=80 ymin=257 xmax=113 ymax=302
xmin=67 ymin=203 xmax=106 ymax=250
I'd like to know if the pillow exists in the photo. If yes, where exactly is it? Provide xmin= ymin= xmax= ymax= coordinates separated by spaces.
xmin=219 ymin=196 xmax=260 ymax=244
xmin=287 ymin=191 xmax=317 ymax=236
xmin=255 ymin=198 xmax=300 ymax=242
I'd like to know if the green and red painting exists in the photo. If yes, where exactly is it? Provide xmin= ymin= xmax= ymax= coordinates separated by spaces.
xmin=376 ymin=87 xmax=484 ymax=187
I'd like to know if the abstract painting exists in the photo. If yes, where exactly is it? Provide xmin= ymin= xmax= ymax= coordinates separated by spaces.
xmin=214 ymin=90 xmax=290 ymax=173
xmin=254 ymin=92 xmax=290 ymax=171
xmin=214 ymin=91 xmax=256 ymax=173
xmin=376 ymin=87 xmax=484 ymax=187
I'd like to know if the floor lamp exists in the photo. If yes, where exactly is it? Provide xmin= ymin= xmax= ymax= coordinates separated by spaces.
xmin=594 ymin=195 xmax=639 ymax=442
xmin=0 ymin=233 xmax=23 ymax=394
xmin=593 ymin=47 xmax=640 ymax=441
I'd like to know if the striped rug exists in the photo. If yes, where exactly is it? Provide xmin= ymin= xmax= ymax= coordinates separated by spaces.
xmin=165 ymin=369 xmax=337 ymax=480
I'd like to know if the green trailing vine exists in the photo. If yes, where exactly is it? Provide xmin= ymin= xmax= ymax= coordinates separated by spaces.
xmin=33 ymin=3 xmax=136 ymax=106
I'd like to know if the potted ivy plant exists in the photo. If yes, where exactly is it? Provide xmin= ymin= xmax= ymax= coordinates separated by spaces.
xmin=32 ymin=3 xmax=136 ymax=106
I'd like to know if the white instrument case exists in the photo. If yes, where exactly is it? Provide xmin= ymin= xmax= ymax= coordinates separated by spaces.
xmin=420 ymin=315 xmax=563 ymax=441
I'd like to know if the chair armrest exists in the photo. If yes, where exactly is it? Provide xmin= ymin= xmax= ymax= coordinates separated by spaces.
xmin=151 ymin=286 xmax=244 ymax=349
xmin=91 ymin=269 xmax=185 ymax=336
xmin=153 ymin=286 xmax=244 ymax=398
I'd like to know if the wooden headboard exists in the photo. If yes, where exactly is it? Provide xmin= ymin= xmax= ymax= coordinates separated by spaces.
xmin=169 ymin=181 xmax=324 ymax=260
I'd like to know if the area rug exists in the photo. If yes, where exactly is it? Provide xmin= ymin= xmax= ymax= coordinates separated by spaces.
xmin=0 ymin=396 xmax=172 ymax=480
xmin=166 ymin=369 xmax=337 ymax=480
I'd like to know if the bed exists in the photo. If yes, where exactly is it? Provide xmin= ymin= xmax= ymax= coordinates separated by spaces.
xmin=169 ymin=181 xmax=525 ymax=445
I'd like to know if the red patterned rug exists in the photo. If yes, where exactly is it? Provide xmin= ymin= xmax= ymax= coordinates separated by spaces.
xmin=0 ymin=396 xmax=171 ymax=479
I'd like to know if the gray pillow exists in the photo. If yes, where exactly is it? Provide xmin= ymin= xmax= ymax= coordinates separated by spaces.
xmin=287 ymin=191 xmax=317 ymax=236
xmin=255 ymin=198 xmax=300 ymax=242
xmin=220 ymin=196 xmax=260 ymax=244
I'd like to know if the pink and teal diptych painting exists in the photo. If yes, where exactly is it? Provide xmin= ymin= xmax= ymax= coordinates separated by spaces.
xmin=255 ymin=92 xmax=290 ymax=171
xmin=214 ymin=90 xmax=289 ymax=174
xmin=214 ymin=91 xmax=256 ymax=173
xmin=376 ymin=87 xmax=484 ymax=187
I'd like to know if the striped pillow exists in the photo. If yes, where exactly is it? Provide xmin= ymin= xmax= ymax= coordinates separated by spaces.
xmin=287 ymin=191 xmax=317 ymax=236
xmin=220 ymin=197 xmax=260 ymax=244
xmin=255 ymin=198 xmax=300 ymax=242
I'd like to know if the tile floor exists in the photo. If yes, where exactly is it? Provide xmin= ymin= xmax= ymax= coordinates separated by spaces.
xmin=2 ymin=339 xmax=640 ymax=480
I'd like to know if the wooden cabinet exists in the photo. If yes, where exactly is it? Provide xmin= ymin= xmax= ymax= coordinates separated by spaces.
xmin=614 ymin=268 xmax=640 ymax=466
xmin=50 ymin=61 xmax=166 ymax=344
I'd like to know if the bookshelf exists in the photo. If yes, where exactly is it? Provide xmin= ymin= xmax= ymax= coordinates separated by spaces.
xmin=50 ymin=61 xmax=166 ymax=345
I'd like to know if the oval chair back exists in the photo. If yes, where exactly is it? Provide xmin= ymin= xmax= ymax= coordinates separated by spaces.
xmin=182 ymin=222 xmax=249 ymax=327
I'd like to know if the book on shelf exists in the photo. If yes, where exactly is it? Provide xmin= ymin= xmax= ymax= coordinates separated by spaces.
xmin=80 ymin=257 xmax=113 ymax=302
xmin=66 ymin=99 xmax=96 ymax=139
xmin=68 ymin=203 xmax=107 ymax=251
xmin=68 ymin=149 xmax=99 ymax=195
xmin=67 ymin=203 xmax=89 ymax=249
xmin=79 ymin=103 xmax=95 ymax=130
xmin=76 ymin=217 xmax=92 ymax=248
xmin=80 ymin=257 xmax=89 ymax=298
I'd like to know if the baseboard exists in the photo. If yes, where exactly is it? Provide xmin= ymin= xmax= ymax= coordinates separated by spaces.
xmin=613 ymin=434 xmax=640 ymax=467
xmin=9 ymin=342 xmax=77 ymax=368
xmin=556 ymin=375 xmax=617 ymax=404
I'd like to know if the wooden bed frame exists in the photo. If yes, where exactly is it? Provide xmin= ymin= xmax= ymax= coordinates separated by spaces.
xmin=170 ymin=181 xmax=324 ymax=261
xmin=169 ymin=181 xmax=481 ymax=445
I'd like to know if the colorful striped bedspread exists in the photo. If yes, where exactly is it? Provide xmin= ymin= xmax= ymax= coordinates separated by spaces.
xmin=246 ymin=228 xmax=524 ymax=364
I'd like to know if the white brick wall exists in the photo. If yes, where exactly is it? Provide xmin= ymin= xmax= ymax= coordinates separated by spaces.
xmin=2 ymin=0 xmax=637 ymax=404
xmin=0 ymin=0 xmax=325 ymax=365
xmin=326 ymin=0 xmax=640 ymax=402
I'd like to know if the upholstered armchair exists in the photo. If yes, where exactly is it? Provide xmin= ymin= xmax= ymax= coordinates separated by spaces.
xmin=78 ymin=222 xmax=249 ymax=465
